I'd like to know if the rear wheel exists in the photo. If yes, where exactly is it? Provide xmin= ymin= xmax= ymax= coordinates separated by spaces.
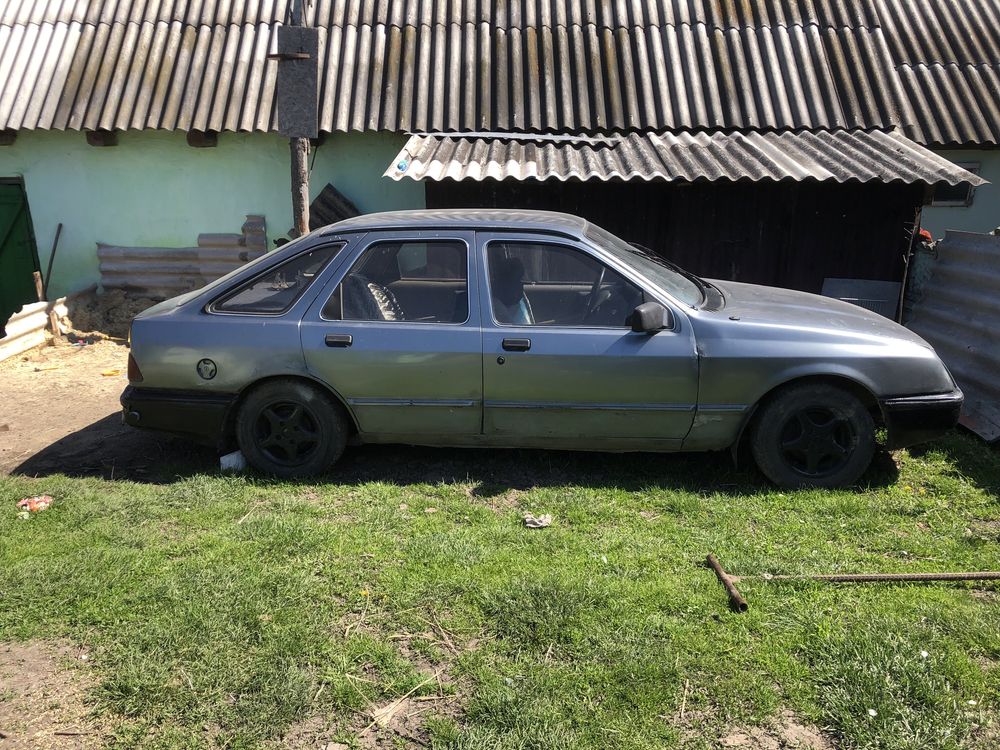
xmin=751 ymin=383 xmax=875 ymax=488
xmin=236 ymin=380 xmax=348 ymax=478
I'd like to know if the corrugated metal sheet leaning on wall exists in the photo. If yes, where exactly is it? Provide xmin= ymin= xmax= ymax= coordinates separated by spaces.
xmin=906 ymin=230 xmax=1000 ymax=441
xmin=0 ymin=294 xmax=71 ymax=363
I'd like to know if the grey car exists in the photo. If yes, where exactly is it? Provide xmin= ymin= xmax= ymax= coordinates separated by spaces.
xmin=122 ymin=209 xmax=962 ymax=488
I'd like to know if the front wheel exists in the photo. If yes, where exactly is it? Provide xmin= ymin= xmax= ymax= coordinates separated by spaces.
xmin=235 ymin=380 xmax=348 ymax=478
xmin=750 ymin=383 xmax=876 ymax=489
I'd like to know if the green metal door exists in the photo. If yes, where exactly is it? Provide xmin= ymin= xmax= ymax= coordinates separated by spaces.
xmin=0 ymin=181 xmax=40 ymax=331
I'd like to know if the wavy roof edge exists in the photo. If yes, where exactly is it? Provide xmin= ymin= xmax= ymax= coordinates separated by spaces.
xmin=385 ymin=129 xmax=987 ymax=186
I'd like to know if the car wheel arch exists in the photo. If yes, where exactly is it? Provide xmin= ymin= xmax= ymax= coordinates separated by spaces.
xmin=729 ymin=373 xmax=882 ymax=464
xmin=223 ymin=374 xmax=360 ymax=441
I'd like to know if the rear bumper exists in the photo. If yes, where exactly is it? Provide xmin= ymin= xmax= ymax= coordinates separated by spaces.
xmin=881 ymin=389 xmax=963 ymax=450
xmin=120 ymin=385 xmax=236 ymax=446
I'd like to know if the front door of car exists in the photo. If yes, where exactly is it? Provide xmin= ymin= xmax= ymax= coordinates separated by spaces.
xmin=301 ymin=231 xmax=482 ymax=438
xmin=478 ymin=233 xmax=699 ymax=445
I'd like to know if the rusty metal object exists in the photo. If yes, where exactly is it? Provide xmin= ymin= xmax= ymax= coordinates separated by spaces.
xmin=707 ymin=553 xmax=1000 ymax=613
xmin=757 ymin=571 xmax=1000 ymax=583
xmin=706 ymin=554 xmax=748 ymax=613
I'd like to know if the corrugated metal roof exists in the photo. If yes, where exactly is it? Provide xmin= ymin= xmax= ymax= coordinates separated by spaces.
xmin=873 ymin=0 xmax=1000 ymax=146
xmin=385 ymin=130 xmax=987 ymax=185
xmin=0 ymin=0 xmax=912 ymax=134
xmin=895 ymin=63 xmax=1000 ymax=146
xmin=0 ymin=0 xmax=887 ymax=32
xmin=907 ymin=230 xmax=1000 ymax=441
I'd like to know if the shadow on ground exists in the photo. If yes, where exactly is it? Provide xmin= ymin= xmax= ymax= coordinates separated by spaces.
xmin=11 ymin=413 xmax=906 ymax=494
xmin=909 ymin=429 xmax=1000 ymax=496
xmin=12 ymin=414 xmax=217 ymax=482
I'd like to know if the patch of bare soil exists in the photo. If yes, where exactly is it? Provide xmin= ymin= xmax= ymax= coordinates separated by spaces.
xmin=278 ymin=621 xmax=468 ymax=749
xmin=968 ymin=520 xmax=1000 ymax=542
xmin=719 ymin=710 xmax=835 ymax=749
xmin=62 ymin=289 xmax=162 ymax=341
xmin=967 ymin=717 xmax=1000 ymax=749
xmin=466 ymin=484 xmax=524 ymax=512
xmin=0 ymin=339 xmax=214 ymax=480
xmin=0 ymin=641 xmax=102 ymax=749
xmin=278 ymin=672 xmax=460 ymax=750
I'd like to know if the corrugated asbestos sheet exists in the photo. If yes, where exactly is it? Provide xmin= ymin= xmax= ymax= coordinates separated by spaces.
xmin=0 ymin=0 xmax=887 ymax=29
xmin=0 ymin=0 xmax=913 ymax=134
xmin=906 ymin=231 xmax=1000 ymax=441
xmin=386 ymin=130 xmax=987 ymax=185
xmin=874 ymin=0 xmax=1000 ymax=146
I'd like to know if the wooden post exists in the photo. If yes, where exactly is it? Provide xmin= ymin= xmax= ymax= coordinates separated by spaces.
xmin=33 ymin=271 xmax=61 ymax=337
xmin=290 ymin=137 xmax=310 ymax=236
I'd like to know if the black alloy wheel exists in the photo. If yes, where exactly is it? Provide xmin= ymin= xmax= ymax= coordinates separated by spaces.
xmin=751 ymin=383 xmax=876 ymax=489
xmin=778 ymin=406 xmax=856 ymax=478
xmin=236 ymin=380 xmax=349 ymax=478
xmin=253 ymin=400 xmax=321 ymax=467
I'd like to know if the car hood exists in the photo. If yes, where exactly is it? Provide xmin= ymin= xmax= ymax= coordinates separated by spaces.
xmin=708 ymin=280 xmax=932 ymax=347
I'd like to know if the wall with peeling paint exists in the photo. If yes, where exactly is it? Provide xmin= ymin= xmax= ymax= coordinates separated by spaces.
xmin=0 ymin=130 xmax=424 ymax=298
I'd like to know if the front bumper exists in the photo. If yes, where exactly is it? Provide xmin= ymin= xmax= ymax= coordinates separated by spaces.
xmin=120 ymin=385 xmax=237 ymax=446
xmin=881 ymin=389 xmax=963 ymax=450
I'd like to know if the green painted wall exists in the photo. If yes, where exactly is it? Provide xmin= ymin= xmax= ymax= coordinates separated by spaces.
xmin=921 ymin=149 xmax=1000 ymax=241
xmin=0 ymin=130 xmax=425 ymax=298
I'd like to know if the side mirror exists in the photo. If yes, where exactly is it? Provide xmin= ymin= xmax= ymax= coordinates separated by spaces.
xmin=629 ymin=302 xmax=673 ymax=334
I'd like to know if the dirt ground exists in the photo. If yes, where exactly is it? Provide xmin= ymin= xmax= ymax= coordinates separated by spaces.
xmin=0 ymin=641 xmax=102 ymax=749
xmin=0 ymin=338 xmax=214 ymax=480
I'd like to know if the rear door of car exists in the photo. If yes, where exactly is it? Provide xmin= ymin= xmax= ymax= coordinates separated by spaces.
xmin=300 ymin=230 xmax=483 ymax=438
xmin=477 ymin=231 xmax=699 ymax=445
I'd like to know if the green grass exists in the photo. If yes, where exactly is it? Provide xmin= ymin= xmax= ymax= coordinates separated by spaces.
xmin=1 ymin=434 xmax=998 ymax=749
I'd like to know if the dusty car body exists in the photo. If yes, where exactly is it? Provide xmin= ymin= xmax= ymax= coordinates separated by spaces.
xmin=122 ymin=209 xmax=961 ymax=487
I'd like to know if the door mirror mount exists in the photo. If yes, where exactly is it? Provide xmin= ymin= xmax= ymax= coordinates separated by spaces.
xmin=629 ymin=302 xmax=672 ymax=334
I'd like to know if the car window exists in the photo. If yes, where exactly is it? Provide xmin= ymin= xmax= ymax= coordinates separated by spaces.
xmin=323 ymin=240 xmax=468 ymax=323
xmin=585 ymin=224 xmax=704 ymax=307
xmin=212 ymin=243 xmax=343 ymax=314
xmin=487 ymin=242 xmax=644 ymax=327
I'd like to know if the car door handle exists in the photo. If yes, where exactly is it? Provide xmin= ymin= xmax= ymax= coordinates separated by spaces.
xmin=502 ymin=338 xmax=531 ymax=352
xmin=324 ymin=333 xmax=353 ymax=348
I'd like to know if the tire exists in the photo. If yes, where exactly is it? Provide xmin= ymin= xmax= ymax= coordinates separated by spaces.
xmin=750 ymin=383 xmax=876 ymax=489
xmin=235 ymin=380 xmax=348 ymax=478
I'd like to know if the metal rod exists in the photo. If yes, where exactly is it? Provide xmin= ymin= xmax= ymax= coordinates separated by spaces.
xmin=42 ymin=222 xmax=62 ymax=299
xmin=706 ymin=554 xmax=748 ymax=612
xmin=706 ymin=554 xmax=1000 ymax=613
xmin=742 ymin=571 xmax=1000 ymax=583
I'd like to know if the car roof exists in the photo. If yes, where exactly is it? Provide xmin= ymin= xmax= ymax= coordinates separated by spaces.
xmin=318 ymin=209 xmax=590 ymax=238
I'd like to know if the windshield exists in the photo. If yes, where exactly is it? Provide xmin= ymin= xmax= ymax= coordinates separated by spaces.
xmin=585 ymin=224 xmax=705 ymax=307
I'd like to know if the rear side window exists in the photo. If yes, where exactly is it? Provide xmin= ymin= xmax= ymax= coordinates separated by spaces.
xmin=212 ymin=243 xmax=343 ymax=314
xmin=322 ymin=240 xmax=468 ymax=323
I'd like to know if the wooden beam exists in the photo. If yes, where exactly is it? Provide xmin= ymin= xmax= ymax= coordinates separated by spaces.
xmin=186 ymin=130 xmax=218 ymax=148
xmin=85 ymin=130 xmax=118 ymax=147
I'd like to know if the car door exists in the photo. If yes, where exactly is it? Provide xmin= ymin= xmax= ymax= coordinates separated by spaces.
xmin=301 ymin=230 xmax=482 ymax=438
xmin=478 ymin=232 xmax=699 ymax=446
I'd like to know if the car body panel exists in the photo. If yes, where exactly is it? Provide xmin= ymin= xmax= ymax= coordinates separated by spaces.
xmin=123 ymin=209 xmax=961 ymax=460
xmin=476 ymin=231 xmax=698 ymax=442
xmin=680 ymin=280 xmax=958 ymax=450
xmin=300 ymin=230 xmax=483 ymax=437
